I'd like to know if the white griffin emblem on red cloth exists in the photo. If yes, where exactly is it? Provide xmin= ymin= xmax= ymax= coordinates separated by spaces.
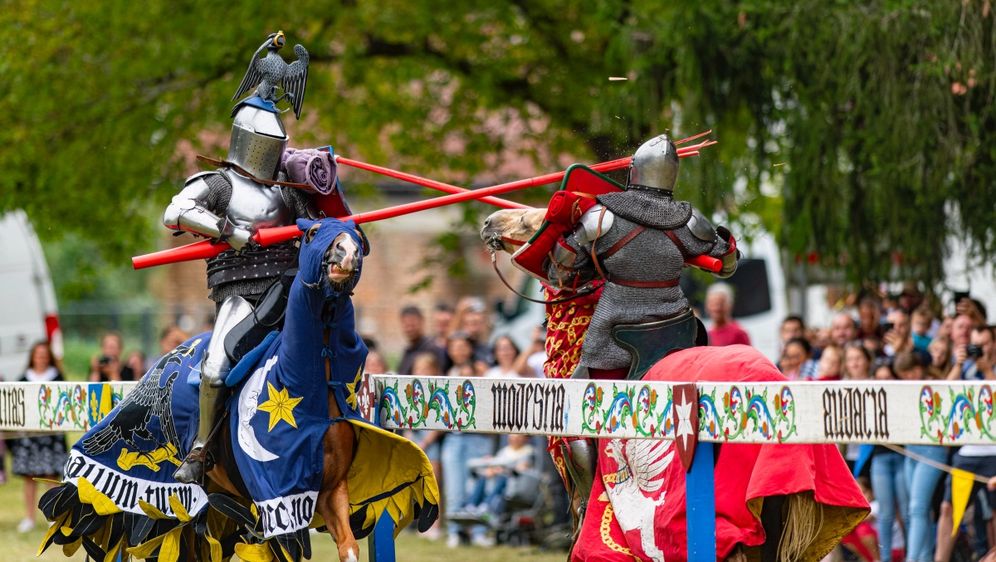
xmin=605 ymin=438 xmax=674 ymax=562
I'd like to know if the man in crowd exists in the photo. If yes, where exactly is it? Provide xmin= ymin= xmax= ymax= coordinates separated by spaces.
xmin=456 ymin=297 xmax=493 ymax=365
xmin=780 ymin=315 xmax=806 ymax=348
xmin=706 ymin=283 xmax=751 ymax=346
xmin=431 ymin=303 xmax=455 ymax=349
xmin=397 ymin=305 xmax=445 ymax=375
xmin=830 ymin=312 xmax=859 ymax=348
xmin=948 ymin=324 xmax=995 ymax=381
xmin=857 ymin=295 xmax=884 ymax=342
xmin=947 ymin=314 xmax=980 ymax=379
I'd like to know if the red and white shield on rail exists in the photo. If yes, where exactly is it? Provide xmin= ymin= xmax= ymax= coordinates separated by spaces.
xmin=671 ymin=383 xmax=699 ymax=471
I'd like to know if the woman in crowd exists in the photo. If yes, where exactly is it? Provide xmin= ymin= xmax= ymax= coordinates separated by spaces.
xmin=7 ymin=342 xmax=69 ymax=532
xmin=88 ymin=331 xmax=133 ymax=382
xmin=779 ymin=337 xmax=818 ymax=380
xmin=895 ymin=351 xmax=948 ymax=562
xmin=484 ymin=336 xmax=522 ymax=378
xmin=440 ymin=332 xmax=494 ymax=547
xmin=843 ymin=342 xmax=873 ymax=380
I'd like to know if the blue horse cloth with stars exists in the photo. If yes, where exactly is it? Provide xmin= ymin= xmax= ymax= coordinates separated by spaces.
xmin=228 ymin=218 xmax=369 ymax=538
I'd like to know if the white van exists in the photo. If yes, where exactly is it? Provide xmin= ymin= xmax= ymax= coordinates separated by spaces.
xmin=0 ymin=210 xmax=62 ymax=380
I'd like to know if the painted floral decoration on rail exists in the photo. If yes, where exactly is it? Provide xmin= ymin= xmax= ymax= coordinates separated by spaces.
xmin=378 ymin=378 xmax=477 ymax=430
xmin=919 ymin=384 xmax=996 ymax=444
xmin=580 ymin=382 xmax=674 ymax=437
xmin=699 ymin=385 xmax=797 ymax=443
xmin=37 ymin=384 xmax=121 ymax=431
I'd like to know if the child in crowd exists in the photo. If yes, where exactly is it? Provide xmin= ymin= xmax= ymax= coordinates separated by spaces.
xmin=816 ymin=345 xmax=843 ymax=380
xmin=450 ymin=433 xmax=536 ymax=545
xmin=911 ymin=307 xmax=934 ymax=352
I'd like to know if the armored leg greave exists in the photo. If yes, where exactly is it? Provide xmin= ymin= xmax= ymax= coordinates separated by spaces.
xmin=562 ymin=438 xmax=597 ymax=537
xmin=174 ymin=296 xmax=254 ymax=485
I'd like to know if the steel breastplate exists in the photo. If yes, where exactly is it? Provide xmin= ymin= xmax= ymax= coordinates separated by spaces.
xmin=221 ymin=170 xmax=295 ymax=230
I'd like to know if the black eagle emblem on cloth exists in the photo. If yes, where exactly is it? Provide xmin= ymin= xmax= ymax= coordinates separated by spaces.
xmin=233 ymin=30 xmax=309 ymax=119
xmin=81 ymin=341 xmax=198 ymax=457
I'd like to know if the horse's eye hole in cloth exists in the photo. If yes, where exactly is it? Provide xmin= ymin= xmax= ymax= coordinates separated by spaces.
xmin=305 ymin=223 xmax=321 ymax=243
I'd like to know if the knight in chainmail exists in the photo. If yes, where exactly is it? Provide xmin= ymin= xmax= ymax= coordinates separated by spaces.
xmin=163 ymin=34 xmax=317 ymax=484
xmin=548 ymin=134 xmax=739 ymax=375
xmin=546 ymin=134 xmax=739 ymax=523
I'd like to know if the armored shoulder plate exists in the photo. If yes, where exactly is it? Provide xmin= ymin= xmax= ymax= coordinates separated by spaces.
xmin=576 ymin=205 xmax=614 ymax=244
xmin=185 ymin=170 xmax=220 ymax=185
xmin=163 ymin=172 xmax=229 ymax=234
xmin=687 ymin=209 xmax=715 ymax=241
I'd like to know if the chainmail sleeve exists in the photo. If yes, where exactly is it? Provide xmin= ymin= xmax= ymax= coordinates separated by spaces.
xmin=280 ymin=187 xmax=317 ymax=220
xmin=671 ymin=225 xmax=730 ymax=259
xmin=201 ymin=173 xmax=234 ymax=215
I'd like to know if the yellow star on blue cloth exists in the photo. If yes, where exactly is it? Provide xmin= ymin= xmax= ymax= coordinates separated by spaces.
xmin=257 ymin=382 xmax=303 ymax=431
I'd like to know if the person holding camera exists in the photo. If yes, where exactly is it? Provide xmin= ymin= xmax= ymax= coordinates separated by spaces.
xmin=87 ymin=331 xmax=134 ymax=382
xmin=946 ymin=315 xmax=992 ymax=380
xmin=961 ymin=325 xmax=995 ymax=380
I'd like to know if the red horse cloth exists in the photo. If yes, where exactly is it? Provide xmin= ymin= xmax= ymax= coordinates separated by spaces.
xmin=573 ymin=345 xmax=869 ymax=561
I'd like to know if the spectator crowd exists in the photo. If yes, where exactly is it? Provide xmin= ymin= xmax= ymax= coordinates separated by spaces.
xmin=765 ymin=288 xmax=995 ymax=562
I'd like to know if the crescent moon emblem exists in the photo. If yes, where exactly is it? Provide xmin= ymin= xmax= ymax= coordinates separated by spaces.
xmin=237 ymin=355 xmax=279 ymax=462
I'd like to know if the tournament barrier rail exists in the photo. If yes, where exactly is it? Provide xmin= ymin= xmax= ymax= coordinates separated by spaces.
xmin=2 ymin=377 xmax=994 ymax=560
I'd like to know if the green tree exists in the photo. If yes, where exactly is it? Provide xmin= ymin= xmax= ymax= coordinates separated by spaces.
xmin=2 ymin=0 xmax=993 ymax=285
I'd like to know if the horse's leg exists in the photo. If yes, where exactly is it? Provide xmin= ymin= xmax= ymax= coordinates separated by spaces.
xmin=206 ymin=425 xmax=244 ymax=496
xmin=316 ymin=402 xmax=358 ymax=562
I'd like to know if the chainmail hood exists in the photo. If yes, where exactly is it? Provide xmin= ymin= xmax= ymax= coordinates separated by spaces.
xmin=597 ymin=189 xmax=692 ymax=230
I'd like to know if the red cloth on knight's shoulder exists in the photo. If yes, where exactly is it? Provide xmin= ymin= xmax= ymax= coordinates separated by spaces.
xmin=707 ymin=321 xmax=752 ymax=346
xmin=573 ymin=345 xmax=868 ymax=561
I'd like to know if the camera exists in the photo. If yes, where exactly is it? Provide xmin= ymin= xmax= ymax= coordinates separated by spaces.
xmin=98 ymin=355 xmax=112 ymax=367
xmin=967 ymin=345 xmax=984 ymax=360
xmin=882 ymin=322 xmax=895 ymax=332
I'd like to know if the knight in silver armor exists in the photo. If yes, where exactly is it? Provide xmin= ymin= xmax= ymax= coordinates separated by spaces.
xmin=547 ymin=134 xmax=739 ymax=522
xmin=166 ymin=34 xmax=314 ymax=484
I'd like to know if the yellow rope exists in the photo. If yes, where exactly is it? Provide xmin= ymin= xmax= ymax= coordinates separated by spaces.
xmin=882 ymin=444 xmax=990 ymax=484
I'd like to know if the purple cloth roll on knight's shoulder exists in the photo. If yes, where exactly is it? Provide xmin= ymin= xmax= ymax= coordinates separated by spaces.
xmin=281 ymin=148 xmax=337 ymax=195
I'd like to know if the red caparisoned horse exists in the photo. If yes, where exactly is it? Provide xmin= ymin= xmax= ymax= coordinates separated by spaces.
xmin=482 ymin=207 xmax=868 ymax=561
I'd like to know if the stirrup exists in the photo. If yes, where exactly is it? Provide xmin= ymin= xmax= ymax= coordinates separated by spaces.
xmin=174 ymin=446 xmax=214 ymax=484
xmin=570 ymin=497 xmax=588 ymax=545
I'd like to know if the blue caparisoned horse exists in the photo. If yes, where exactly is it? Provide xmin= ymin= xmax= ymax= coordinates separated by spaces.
xmin=39 ymin=218 xmax=439 ymax=562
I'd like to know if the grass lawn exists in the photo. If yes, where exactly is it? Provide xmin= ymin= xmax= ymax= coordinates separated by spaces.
xmin=0 ymin=456 xmax=569 ymax=561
